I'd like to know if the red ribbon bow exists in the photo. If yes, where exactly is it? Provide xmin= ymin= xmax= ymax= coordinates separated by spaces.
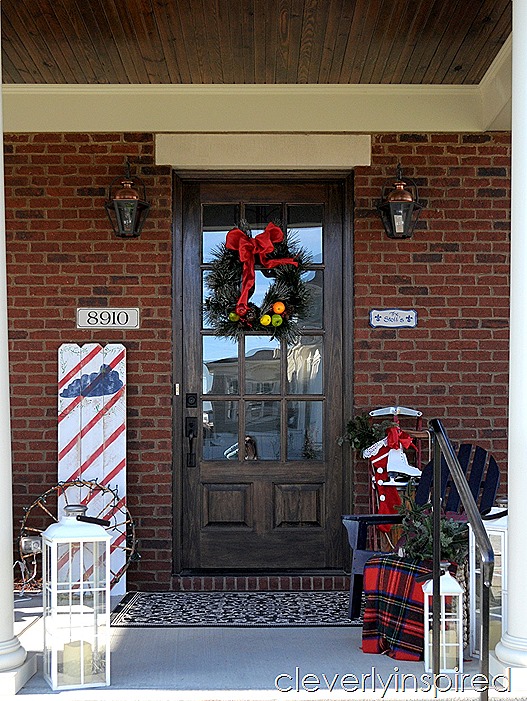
xmin=386 ymin=426 xmax=416 ymax=451
xmin=225 ymin=223 xmax=298 ymax=317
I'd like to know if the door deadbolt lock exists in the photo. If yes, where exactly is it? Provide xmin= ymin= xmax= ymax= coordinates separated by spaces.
xmin=186 ymin=393 xmax=198 ymax=408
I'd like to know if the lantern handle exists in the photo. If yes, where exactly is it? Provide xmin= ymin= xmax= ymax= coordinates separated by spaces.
xmin=77 ymin=514 xmax=111 ymax=527
xmin=415 ymin=570 xmax=433 ymax=583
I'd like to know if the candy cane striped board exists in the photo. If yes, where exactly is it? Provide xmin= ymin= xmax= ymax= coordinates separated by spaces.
xmin=58 ymin=343 xmax=127 ymax=595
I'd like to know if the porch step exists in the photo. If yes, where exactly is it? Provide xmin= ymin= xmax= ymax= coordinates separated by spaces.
xmin=168 ymin=574 xmax=349 ymax=592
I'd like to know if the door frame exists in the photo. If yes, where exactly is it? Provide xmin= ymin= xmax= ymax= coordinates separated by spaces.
xmin=171 ymin=172 xmax=355 ymax=575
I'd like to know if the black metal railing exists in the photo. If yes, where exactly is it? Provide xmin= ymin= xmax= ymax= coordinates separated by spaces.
xmin=428 ymin=418 xmax=494 ymax=701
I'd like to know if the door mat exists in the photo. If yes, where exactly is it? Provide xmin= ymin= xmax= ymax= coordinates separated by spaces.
xmin=111 ymin=590 xmax=363 ymax=628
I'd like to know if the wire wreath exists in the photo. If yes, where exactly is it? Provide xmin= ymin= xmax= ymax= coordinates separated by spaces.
xmin=204 ymin=224 xmax=312 ymax=343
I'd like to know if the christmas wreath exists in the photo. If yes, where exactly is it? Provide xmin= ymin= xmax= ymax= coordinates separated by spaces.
xmin=204 ymin=222 xmax=312 ymax=343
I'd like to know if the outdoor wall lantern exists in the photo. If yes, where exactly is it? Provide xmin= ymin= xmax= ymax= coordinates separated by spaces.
xmin=104 ymin=159 xmax=150 ymax=238
xmin=42 ymin=504 xmax=111 ymax=690
xmin=378 ymin=163 xmax=423 ymax=239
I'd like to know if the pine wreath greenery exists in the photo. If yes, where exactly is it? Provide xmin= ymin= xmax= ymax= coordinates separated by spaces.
xmin=397 ymin=493 xmax=468 ymax=564
xmin=337 ymin=412 xmax=393 ymax=454
xmin=204 ymin=225 xmax=312 ymax=343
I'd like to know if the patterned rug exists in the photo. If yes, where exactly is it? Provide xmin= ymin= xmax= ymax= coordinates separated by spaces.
xmin=111 ymin=590 xmax=362 ymax=628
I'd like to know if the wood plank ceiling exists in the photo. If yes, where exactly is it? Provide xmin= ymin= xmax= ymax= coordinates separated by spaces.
xmin=1 ymin=0 xmax=511 ymax=86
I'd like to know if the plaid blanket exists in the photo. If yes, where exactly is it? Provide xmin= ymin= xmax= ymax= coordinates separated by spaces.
xmin=362 ymin=554 xmax=432 ymax=661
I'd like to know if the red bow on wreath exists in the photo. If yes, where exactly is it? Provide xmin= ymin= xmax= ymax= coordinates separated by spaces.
xmin=226 ymin=223 xmax=298 ymax=317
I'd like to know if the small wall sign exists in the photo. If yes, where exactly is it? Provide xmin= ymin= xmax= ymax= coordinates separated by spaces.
xmin=369 ymin=309 xmax=417 ymax=328
xmin=77 ymin=308 xmax=140 ymax=329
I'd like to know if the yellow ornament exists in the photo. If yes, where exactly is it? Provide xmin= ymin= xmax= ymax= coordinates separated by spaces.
xmin=271 ymin=314 xmax=283 ymax=327
xmin=260 ymin=314 xmax=272 ymax=326
xmin=228 ymin=312 xmax=240 ymax=322
xmin=272 ymin=301 xmax=286 ymax=314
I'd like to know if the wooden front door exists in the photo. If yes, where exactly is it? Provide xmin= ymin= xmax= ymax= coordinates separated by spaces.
xmin=178 ymin=180 xmax=345 ymax=570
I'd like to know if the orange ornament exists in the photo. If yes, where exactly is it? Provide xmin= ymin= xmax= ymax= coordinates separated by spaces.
xmin=272 ymin=301 xmax=286 ymax=314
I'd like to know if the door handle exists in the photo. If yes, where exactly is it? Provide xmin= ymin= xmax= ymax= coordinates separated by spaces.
xmin=185 ymin=417 xmax=198 ymax=467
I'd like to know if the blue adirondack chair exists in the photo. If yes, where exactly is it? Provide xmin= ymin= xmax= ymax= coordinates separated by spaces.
xmin=342 ymin=444 xmax=500 ymax=618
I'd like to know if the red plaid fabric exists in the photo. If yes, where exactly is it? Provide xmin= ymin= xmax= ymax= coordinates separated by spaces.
xmin=362 ymin=554 xmax=431 ymax=661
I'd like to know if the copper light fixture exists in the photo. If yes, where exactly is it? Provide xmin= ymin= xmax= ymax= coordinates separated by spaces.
xmin=378 ymin=164 xmax=423 ymax=239
xmin=104 ymin=160 xmax=150 ymax=238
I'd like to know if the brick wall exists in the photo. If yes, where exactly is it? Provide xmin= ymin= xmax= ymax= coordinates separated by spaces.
xmin=352 ymin=132 xmax=510 ymax=509
xmin=4 ymin=131 xmax=511 ymax=587
xmin=4 ymin=133 xmax=174 ymax=588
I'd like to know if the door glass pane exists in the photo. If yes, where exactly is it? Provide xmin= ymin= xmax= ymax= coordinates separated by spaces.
xmin=245 ymin=400 xmax=280 ymax=460
xmin=251 ymin=270 xmax=274 ymax=310
xmin=287 ymin=401 xmax=323 ymax=460
xmin=299 ymin=271 xmax=323 ymax=329
xmin=245 ymin=204 xmax=282 ymax=233
xmin=202 ymin=272 xmax=213 ymax=329
xmin=202 ymin=204 xmax=239 ymax=262
xmin=203 ymin=400 xmax=239 ymax=460
xmin=203 ymin=337 xmax=238 ymax=395
xmin=287 ymin=204 xmax=323 ymax=263
xmin=245 ymin=336 xmax=280 ymax=394
xmin=204 ymin=271 xmax=277 ymax=330
xmin=287 ymin=337 xmax=323 ymax=394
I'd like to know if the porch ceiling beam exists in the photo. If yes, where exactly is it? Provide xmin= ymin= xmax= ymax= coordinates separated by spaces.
xmin=480 ymin=35 xmax=512 ymax=131
xmin=1 ymin=61 xmax=511 ymax=134
xmin=155 ymin=133 xmax=371 ymax=170
xmin=1 ymin=83 xmax=481 ymax=133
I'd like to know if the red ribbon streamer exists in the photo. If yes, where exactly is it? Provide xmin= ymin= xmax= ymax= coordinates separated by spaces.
xmin=225 ymin=223 xmax=298 ymax=317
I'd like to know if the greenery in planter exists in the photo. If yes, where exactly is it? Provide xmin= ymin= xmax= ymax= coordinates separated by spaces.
xmin=397 ymin=493 xmax=469 ymax=564
xmin=338 ymin=411 xmax=393 ymax=454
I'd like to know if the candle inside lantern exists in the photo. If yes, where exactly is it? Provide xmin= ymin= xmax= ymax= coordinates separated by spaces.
xmin=62 ymin=640 xmax=93 ymax=685
xmin=428 ymin=627 xmax=460 ymax=670
xmin=443 ymin=628 xmax=459 ymax=669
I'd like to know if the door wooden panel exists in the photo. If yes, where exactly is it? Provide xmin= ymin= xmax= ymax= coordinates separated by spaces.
xmin=202 ymin=483 xmax=253 ymax=529
xmin=179 ymin=180 xmax=344 ymax=571
xmin=273 ymin=483 xmax=324 ymax=528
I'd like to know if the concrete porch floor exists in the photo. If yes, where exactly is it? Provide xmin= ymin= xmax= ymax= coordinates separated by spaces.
xmin=10 ymin=591 xmax=516 ymax=701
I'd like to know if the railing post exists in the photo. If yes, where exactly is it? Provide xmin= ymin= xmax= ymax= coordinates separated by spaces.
xmin=480 ymin=569 xmax=490 ymax=701
xmin=429 ymin=418 xmax=493 ymax=701
xmin=432 ymin=431 xmax=441 ymax=682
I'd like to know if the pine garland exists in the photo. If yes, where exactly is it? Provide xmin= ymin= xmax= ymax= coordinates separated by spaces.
xmin=204 ymin=228 xmax=312 ymax=343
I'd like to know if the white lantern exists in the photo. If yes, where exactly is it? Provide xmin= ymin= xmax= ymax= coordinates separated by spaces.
xmin=42 ymin=504 xmax=111 ymax=690
xmin=422 ymin=565 xmax=464 ymax=673
xmin=469 ymin=509 xmax=508 ymax=656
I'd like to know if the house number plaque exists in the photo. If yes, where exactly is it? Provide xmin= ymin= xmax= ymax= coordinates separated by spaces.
xmin=76 ymin=308 xmax=140 ymax=329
